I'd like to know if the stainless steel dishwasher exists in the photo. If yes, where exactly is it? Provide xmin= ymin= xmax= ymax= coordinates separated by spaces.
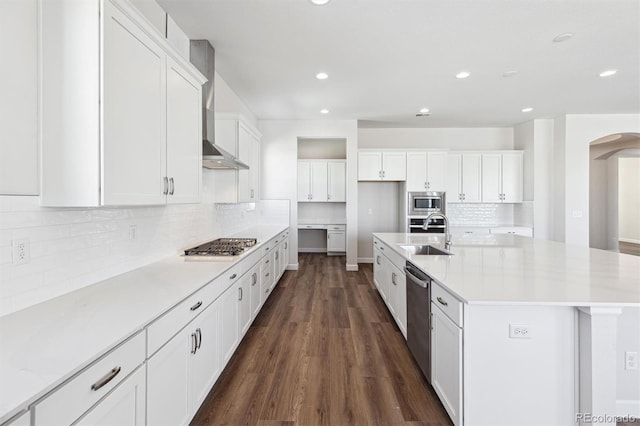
xmin=404 ymin=261 xmax=432 ymax=383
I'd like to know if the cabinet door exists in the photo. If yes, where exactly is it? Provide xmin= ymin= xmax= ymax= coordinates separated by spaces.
xmin=382 ymin=152 xmax=406 ymax=181
xmin=249 ymin=265 xmax=262 ymax=319
xmin=188 ymin=299 xmax=221 ymax=412
xmin=446 ymin=154 xmax=462 ymax=203
xmin=501 ymin=152 xmax=523 ymax=203
xmin=76 ymin=367 xmax=145 ymax=426
xmin=237 ymin=123 xmax=252 ymax=202
xmin=373 ymin=249 xmax=389 ymax=301
xmin=390 ymin=264 xmax=407 ymax=338
xmin=297 ymin=162 xmax=311 ymax=201
xmin=0 ymin=0 xmax=38 ymax=195
xmin=281 ymin=237 xmax=289 ymax=276
xmin=358 ymin=152 xmax=382 ymax=180
xmin=327 ymin=161 xmax=346 ymax=202
xmin=406 ymin=152 xmax=428 ymax=192
xmin=431 ymin=303 xmax=463 ymax=426
xmin=166 ymin=56 xmax=202 ymax=204
xmin=249 ymin=136 xmax=261 ymax=201
xmin=327 ymin=231 xmax=346 ymax=252
xmin=102 ymin=1 xmax=166 ymax=205
xmin=238 ymin=273 xmax=252 ymax=336
xmin=481 ymin=154 xmax=502 ymax=203
xmin=220 ymin=282 xmax=240 ymax=364
xmin=310 ymin=162 xmax=328 ymax=202
xmin=147 ymin=328 xmax=190 ymax=426
xmin=461 ymin=154 xmax=482 ymax=203
xmin=274 ymin=244 xmax=282 ymax=281
xmin=427 ymin=152 xmax=447 ymax=192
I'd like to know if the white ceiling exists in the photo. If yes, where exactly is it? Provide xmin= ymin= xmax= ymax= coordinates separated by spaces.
xmin=158 ymin=0 xmax=640 ymax=128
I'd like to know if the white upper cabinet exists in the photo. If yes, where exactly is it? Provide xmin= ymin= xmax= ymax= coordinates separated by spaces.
xmin=406 ymin=151 xmax=447 ymax=192
xmin=214 ymin=115 xmax=262 ymax=203
xmin=40 ymin=0 xmax=205 ymax=207
xmin=0 ymin=0 xmax=38 ymax=195
xmin=297 ymin=160 xmax=345 ymax=202
xmin=482 ymin=152 xmax=523 ymax=203
xmin=447 ymin=153 xmax=482 ymax=203
xmin=358 ymin=151 xmax=406 ymax=181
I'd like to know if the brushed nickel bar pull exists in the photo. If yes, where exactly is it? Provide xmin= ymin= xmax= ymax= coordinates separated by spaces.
xmin=169 ymin=177 xmax=175 ymax=195
xmin=238 ymin=287 xmax=243 ymax=301
xmin=191 ymin=332 xmax=197 ymax=354
xmin=252 ymin=273 xmax=257 ymax=286
xmin=230 ymin=273 xmax=237 ymax=280
xmin=196 ymin=328 xmax=202 ymax=350
xmin=91 ymin=366 xmax=121 ymax=391
xmin=190 ymin=301 xmax=202 ymax=311
xmin=437 ymin=297 xmax=448 ymax=306
xmin=163 ymin=177 xmax=169 ymax=195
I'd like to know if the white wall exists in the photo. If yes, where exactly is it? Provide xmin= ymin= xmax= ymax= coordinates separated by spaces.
xmin=357 ymin=182 xmax=401 ymax=261
xmin=358 ymin=127 xmax=514 ymax=149
xmin=619 ymin=157 xmax=640 ymax=243
xmin=607 ymin=156 xmax=620 ymax=250
xmin=589 ymin=154 xmax=610 ymax=250
xmin=259 ymin=120 xmax=359 ymax=270
xmin=617 ymin=308 xmax=640 ymax=416
xmin=214 ymin=71 xmax=258 ymax=127
xmin=558 ymin=114 xmax=640 ymax=246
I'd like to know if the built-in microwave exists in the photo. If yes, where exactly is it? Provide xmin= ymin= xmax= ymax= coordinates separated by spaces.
xmin=408 ymin=191 xmax=445 ymax=216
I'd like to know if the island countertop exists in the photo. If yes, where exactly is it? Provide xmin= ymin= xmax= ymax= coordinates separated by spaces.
xmin=373 ymin=232 xmax=640 ymax=306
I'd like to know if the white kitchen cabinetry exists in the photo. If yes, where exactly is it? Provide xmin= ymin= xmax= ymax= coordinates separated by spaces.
xmin=214 ymin=115 xmax=262 ymax=203
xmin=372 ymin=238 xmax=407 ymax=338
xmin=406 ymin=152 xmax=447 ymax=192
xmin=490 ymin=226 xmax=532 ymax=237
xmin=76 ymin=366 xmax=145 ymax=426
xmin=482 ymin=152 xmax=523 ymax=203
xmin=34 ymin=332 xmax=146 ymax=425
xmin=298 ymin=161 xmax=328 ymax=202
xmin=446 ymin=153 xmax=482 ymax=203
xmin=249 ymin=263 xmax=262 ymax=319
xmin=40 ymin=0 xmax=205 ymax=207
xmin=220 ymin=279 xmax=241 ymax=366
xmin=373 ymin=245 xmax=389 ymax=302
xmin=431 ymin=284 xmax=463 ymax=426
xmin=238 ymin=271 xmax=253 ymax=337
xmin=0 ymin=0 xmax=38 ymax=195
xmin=327 ymin=225 xmax=346 ymax=253
xmin=358 ymin=151 xmax=406 ymax=181
xmin=327 ymin=161 xmax=347 ymax=202
xmin=388 ymin=262 xmax=407 ymax=337
xmin=2 ymin=410 xmax=30 ymax=426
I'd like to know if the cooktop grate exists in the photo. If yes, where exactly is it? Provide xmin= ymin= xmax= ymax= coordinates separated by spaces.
xmin=184 ymin=238 xmax=257 ymax=256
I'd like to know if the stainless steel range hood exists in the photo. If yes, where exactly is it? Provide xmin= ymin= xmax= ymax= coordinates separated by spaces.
xmin=190 ymin=40 xmax=249 ymax=170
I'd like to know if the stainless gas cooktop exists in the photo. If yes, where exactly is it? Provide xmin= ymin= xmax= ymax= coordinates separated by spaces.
xmin=184 ymin=238 xmax=257 ymax=256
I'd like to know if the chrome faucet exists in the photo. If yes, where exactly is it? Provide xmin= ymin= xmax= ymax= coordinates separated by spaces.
xmin=423 ymin=212 xmax=451 ymax=250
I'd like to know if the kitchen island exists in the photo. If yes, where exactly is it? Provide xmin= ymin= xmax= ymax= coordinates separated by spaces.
xmin=373 ymin=232 xmax=640 ymax=426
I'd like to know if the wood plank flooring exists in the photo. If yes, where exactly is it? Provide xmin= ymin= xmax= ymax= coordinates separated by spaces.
xmin=191 ymin=254 xmax=452 ymax=425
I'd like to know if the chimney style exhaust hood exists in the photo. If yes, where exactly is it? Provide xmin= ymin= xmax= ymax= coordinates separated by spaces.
xmin=190 ymin=40 xmax=249 ymax=170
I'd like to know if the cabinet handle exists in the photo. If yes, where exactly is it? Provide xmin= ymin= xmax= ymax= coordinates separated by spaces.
xmin=251 ymin=189 xmax=254 ymax=198
xmin=196 ymin=328 xmax=202 ymax=350
xmin=252 ymin=272 xmax=257 ymax=286
xmin=191 ymin=332 xmax=197 ymax=354
xmin=169 ymin=177 xmax=175 ymax=195
xmin=327 ymin=234 xmax=330 ymax=239
xmin=163 ymin=177 xmax=169 ymax=195
xmin=427 ymin=182 xmax=430 ymax=190
xmin=380 ymin=246 xmax=384 ymax=251
xmin=430 ymin=312 xmax=433 ymax=330
xmin=392 ymin=272 xmax=397 ymax=285
xmin=328 ymin=194 xmax=331 ymax=200
xmin=265 ymin=259 xmax=269 ymax=264
xmin=284 ymin=242 xmax=287 ymax=249
xmin=238 ymin=287 xmax=243 ymax=301
xmin=91 ymin=366 xmax=121 ymax=391
xmin=275 ymin=251 xmax=279 ymax=260
xmin=376 ymin=255 xmax=381 ymax=265
xmin=230 ymin=273 xmax=237 ymax=280
xmin=266 ymin=272 xmax=270 ymax=277
xmin=190 ymin=301 xmax=202 ymax=311
xmin=437 ymin=296 xmax=448 ymax=306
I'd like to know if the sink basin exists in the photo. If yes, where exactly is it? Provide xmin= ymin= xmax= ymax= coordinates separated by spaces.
xmin=399 ymin=244 xmax=452 ymax=255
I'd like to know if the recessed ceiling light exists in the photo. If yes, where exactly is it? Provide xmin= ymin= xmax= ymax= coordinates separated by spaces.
xmin=310 ymin=0 xmax=330 ymax=5
xmin=599 ymin=69 xmax=618 ymax=77
xmin=502 ymin=70 xmax=519 ymax=78
xmin=456 ymin=71 xmax=470 ymax=79
xmin=553 ymin=33 xmax=574 ymax=43
xmin=320 ymin=109 xmax=329 ymax=114
xmin=316 ymin=72 xmax=328 ymax=80
xmin=521 ymin=107 xmax=533 ymax=113
xmin=419 ymin=108 xmax=430 ymax=114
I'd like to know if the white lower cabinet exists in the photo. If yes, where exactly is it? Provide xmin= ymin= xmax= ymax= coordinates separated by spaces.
xmin=327 ymin=225 xmax=346 ymax=253
xmin=249 ymin=263 xmax=262 ymax=319
xmin=220 ymin=281 xmax=240 ymax=365
xmin=373 ymin=238 xmax=407 ymax=338
xmin=388 ymin=262 xmax=407 ymax=338
xmin=76 ymin=366 xmax=145 ymax=426
xmin=239 ymin=270 xmax=253 ymax=337
xmin=373 ymin=246 xmax=389 ymax=302
xmin=431 ymin=301 xmax=463 ymax=426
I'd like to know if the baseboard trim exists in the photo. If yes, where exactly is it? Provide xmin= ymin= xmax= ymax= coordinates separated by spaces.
xmin=285 ymin=263 xmax=299 ymax=271
xmin=346 ymin=264 xmax=359 ymax=271
xmin=617 ymin=399 xmax=640 ymax=417
xmin=619 ymin=238 xmax=640 ymax=244
xmin=358 ymin=257 xmax=374 ymax=264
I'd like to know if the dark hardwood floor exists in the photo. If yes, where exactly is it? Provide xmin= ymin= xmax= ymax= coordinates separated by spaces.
xmin=191 ymin=253 xmax=452 ymax=425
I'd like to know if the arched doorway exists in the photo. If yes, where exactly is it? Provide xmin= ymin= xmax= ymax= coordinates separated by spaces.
xmin=589 ymin=133 xmax=640 ymax=254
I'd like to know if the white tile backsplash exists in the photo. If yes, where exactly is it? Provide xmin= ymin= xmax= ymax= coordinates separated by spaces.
xmin=0 ymin=194 xmax=288 ymax=317
xmin=446 ymin=203 xmax=514 ymax=226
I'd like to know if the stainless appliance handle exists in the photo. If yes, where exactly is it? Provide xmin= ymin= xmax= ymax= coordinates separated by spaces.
xmin=404 ymin=266 xmax=429 ymax=288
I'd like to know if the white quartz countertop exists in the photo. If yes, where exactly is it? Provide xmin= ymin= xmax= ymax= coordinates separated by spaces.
xmin=374 ymin=232 xmax=640 ymax=306
xmin=0 ymin=225 xmax=288 ymax=423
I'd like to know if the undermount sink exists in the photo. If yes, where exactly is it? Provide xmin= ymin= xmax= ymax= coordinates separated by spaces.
xmin=399 ymin=244 xmax=452 ymax=256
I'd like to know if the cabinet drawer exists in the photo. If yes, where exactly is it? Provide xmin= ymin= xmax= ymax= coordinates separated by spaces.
xmin=299 ymin=224 xmax=327 ymax=229
xmin=218 ymin=262 xmax=243 ymax=291
xmin=260 ymin=253 xmax=273 ymax=272
xmin=34 ymin=332 xmax=145 ymax=426
xmin=431 ymin=283 xmax=463 ymax=327
xmin=328 ymin=224 xmax=345 ymax=231
xmin=147 ymin=276 xmax=224 ymax=356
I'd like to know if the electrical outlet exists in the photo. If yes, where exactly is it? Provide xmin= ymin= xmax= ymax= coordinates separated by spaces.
xmin=12 ymin=238 xmax=30 ymax=265
xmin=509 ymin=324 xmax=531 ymax=339
xmin=625 ymin=352 xmax=638 ymax=370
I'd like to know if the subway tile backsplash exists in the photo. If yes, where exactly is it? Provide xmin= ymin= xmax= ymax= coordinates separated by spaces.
xmin=446 ymin=203 xmax=514 ymax=226
xmin=0 ymin=192 xmax=286 ymax=317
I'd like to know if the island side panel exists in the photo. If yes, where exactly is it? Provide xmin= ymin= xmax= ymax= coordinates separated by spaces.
xmin=463 ymin=304 xmax=575 ymax=425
